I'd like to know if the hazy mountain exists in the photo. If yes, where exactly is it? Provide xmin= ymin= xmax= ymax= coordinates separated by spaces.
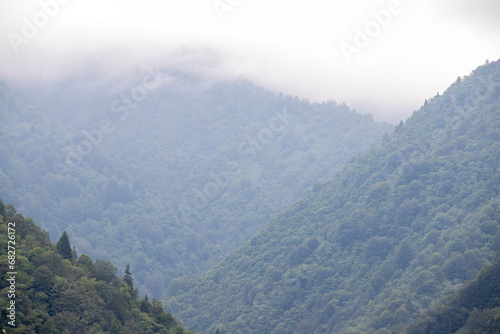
xmin=165 ymin=60 xmax=500 ymax=333
xmin=0 ymin=71 xmax=393 ymax=299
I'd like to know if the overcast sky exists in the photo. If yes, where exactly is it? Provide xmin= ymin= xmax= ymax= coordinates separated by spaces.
xmin=1 ymin=0 xmax=499 ymax=123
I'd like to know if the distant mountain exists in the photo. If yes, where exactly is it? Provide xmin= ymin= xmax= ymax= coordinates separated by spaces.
xmin=0 ymin=72 xmax=393 ymax=299
xmin=165 ymin=60 xmax=500 ymax=333
xmin=0 ymin=198 xmax=194 ymax=334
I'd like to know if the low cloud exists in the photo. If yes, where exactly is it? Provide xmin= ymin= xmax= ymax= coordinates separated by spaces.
xmin=0 ymin=0 xmax=499 ymax=123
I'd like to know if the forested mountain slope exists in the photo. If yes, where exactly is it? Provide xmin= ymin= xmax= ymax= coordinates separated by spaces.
xmin=165 ymin=60 xmax=500 ymax=333
xmin=0 ymin=198 xmax=194 ymax=334
xmin=0 ymin=73 xmax=393 ymax=298
xmin=404 ymin=252 xmax=500 ymax=334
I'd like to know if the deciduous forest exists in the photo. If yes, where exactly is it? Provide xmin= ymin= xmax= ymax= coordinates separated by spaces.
xmin=1 ymin=58 xmax=499 ymax=333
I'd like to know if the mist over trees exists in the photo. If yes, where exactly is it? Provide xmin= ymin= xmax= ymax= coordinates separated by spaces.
xmin=0 ymin=74 xmax=393 ymax=298
xmin=1 ymin=57 xmax=499 ymax=333
xmin=165 ymin=60 xmax=500 ymax=333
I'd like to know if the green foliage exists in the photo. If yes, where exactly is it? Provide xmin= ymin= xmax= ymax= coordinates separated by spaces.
xmin=56 ymin=231 xmax=72 ymax=261
xmin=165 ymin=60 xmax=500 ymax=333
xmin=405 ymin=254 xmax=500 ymax=333
xmin=124 ymin=264 xmax=133 ymax=290
xmin=0 ymin=77 xmax=393 ymax=298
xmin=0 ymin=197 xmax=6 ymax=221
xmin=0 ymin=202 xmax=195 ymax=334
xmin=2 ymin=56 xmax=499 ymax=334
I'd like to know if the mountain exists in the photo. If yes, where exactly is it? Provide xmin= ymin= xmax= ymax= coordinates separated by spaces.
xmin=0 ymin=72 xmax=393 ymax=299
xmin=165 ymin=60 xmax=500 ymax=333
xmin=404 ymin=253 xmax=500 ymax=333
xmin=0 ymin=198 xmax=194 ymax=334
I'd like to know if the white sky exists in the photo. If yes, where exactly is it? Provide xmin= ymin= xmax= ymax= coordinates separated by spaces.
xmin=0 ymin=0 xmax=499 ymax=123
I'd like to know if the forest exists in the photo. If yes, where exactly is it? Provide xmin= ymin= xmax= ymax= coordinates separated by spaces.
xmin=0 ymin=74 xmax=393 ymax=298
xmin=405 ymin=252 xmax=500 ymax=333
xmin=164 ymin=60 xmax=500 ymax=333
xmin=0 ymin=198 xmax=194 ymax=333
xmin=0 ymin=59 xmax=499 ymax=333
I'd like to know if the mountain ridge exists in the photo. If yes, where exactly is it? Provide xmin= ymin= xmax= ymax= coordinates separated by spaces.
xmin=165 ymin=59 xmax=500 ymax=333
xmin=0 ymin=73 xmax=394 ymax=299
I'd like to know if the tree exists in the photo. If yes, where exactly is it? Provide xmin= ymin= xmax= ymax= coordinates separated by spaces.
xmin=33 ymin=266 xmax=55 ymax=294
xmin=140 ymin=295 xmax=150 ymax=313
xmin=215 ymin=327 xmax=221 ymax=334
xmin=56 ymin=231 xmax=73 ymax=260
xmin=150 ymin=298 xmax=176 ymax=327
xmin=0 ymin=197 xmax=6 ymax=220
xmin=6 ymin=204 xmax=16 ymax=218
xmin=93 ymin=260 xmax=117 ymax=283
xmin=394 ymin=239 xmax=414 ymax=269
xmin=103 ymin=177 xmax=133 ymax=207
xmin=109 ymin=318 xmax=123 ymax=334
xmin=124 ymin=264 xmax=133 ymax=290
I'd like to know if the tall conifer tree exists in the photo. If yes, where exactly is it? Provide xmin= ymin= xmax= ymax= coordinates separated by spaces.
xmin=56 ymin=231 xmax=72 ymax=260
xmin=124 ymin=263 xmax=134 ymax=289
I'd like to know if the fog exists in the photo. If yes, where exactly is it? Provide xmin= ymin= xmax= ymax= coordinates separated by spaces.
xmin=1 ymin=0 xmax=499 ymax=123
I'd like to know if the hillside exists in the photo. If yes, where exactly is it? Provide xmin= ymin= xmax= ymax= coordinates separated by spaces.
xmin=404 ymin=252 xmax=500 ymax=333
xmin=165 ymin=60 xmax=500 ymax=333
xmin=0 ymin=197 xmax=194 ymax=334
xmin=0 ymin=73 xmax=393 ymax=298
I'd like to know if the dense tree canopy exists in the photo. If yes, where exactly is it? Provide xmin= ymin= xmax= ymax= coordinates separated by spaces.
xmin=0 ymin=200 xmax=195 ymax=334
xmin=405 ymin=253 xmax=500 ymax=333
xmin=0 ymin=75 xmax=392 ymax=298
xmin=1 ymin=56 xmax=498 ymax=333
xmin=165 ymin=60 xmax=500 ymax=333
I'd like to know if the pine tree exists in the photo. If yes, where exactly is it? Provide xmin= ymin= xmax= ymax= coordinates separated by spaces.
xmin=56 ymin=231 xmax=73 ymax=260
xmin=140 ymin=295 xmax=150 ymax=313
xmin=124 ymin=264 xmax=133 ymax=290
xmin=215 ymin=327 xmax=221 ymax=334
